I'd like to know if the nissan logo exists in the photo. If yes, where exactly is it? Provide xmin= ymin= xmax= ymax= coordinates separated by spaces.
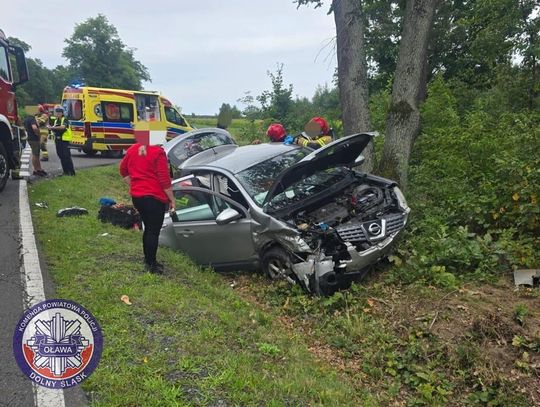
xmin=368 ymin=222 xmax=382 ymax=235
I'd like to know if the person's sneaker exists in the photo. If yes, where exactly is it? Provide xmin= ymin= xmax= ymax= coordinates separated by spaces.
xmin=40 ymin=157 xmax=49 ymax=161
xmin=37 ymin=170 xmax=47 ymax=176
xmin=32 ymin=170 xmax=46 ymax=177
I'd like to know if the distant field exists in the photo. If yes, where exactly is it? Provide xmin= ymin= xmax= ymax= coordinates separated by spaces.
xmin=189 ymin=117 xmax=265 ymax=145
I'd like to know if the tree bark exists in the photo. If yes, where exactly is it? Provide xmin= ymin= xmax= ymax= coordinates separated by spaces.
xmin=333 ymin=0 xmax=374 ymax=171
xmin=379 ymin=0 xmax=438 ymax=188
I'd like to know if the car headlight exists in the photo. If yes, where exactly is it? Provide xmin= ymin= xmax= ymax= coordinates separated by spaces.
xmin=393 ymin=186 xmax=410 ymax=213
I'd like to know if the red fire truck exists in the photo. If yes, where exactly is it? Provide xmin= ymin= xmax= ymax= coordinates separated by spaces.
xmin=0 ymin=29 xmax=29 ymax=191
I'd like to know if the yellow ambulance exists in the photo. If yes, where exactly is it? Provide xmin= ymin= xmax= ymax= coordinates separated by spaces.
xmin=61 ymin=86 xmax=193 ymax=156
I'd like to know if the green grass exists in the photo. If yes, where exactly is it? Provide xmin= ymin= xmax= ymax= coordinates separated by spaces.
xmin=29 ymin=166 xmax=359 ymax=406
xmin=29 ymin=165 xmax=540 ymax=406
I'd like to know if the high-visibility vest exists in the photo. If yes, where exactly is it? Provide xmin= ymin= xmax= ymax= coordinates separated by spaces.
xmin=298 ymin=135 xmax=332 ymax=148
xmin=52 ymin=117 xmax=73 ymax=142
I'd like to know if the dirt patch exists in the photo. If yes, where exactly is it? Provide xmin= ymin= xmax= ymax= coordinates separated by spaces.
xmin=225 ymin=272 xmax=540 ymax=404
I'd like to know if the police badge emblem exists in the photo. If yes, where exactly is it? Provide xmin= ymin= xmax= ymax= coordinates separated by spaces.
xmin=13 ymin=299 xmax=103 ymax=389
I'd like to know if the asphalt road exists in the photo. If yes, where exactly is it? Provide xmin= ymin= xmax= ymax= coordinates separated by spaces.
xmin=0 ymin=180 xmax=34 ymax=406
xmin=34 ymin=140 xmax=121 ymax=178
xmin=0 ymin=142 xmax=120 ymax=406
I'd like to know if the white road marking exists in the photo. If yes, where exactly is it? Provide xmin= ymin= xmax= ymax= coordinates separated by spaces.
xmin=20 ymin=146 xmax=32 ymax=179
xmin=19 ymin=180 xmax=66 ymax=407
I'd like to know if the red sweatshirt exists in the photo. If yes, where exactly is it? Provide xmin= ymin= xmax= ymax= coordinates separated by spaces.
xmin=119 ymin=144 xmax=172 ymax=203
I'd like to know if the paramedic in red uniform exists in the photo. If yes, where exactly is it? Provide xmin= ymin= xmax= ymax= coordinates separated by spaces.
xmin=119 ymin=142 xmax=175 ymax=274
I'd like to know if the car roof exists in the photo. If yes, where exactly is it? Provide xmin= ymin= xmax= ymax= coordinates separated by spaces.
xmin=202 ymin=143 xmax=306 ymax=174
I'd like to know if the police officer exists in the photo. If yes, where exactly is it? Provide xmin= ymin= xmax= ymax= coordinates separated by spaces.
xmin=48 ymin=106 xmax=76 ymax=176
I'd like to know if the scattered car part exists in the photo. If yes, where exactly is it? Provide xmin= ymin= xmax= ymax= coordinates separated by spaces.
xmin=513 ymin=269 xmax=540 ymax=287
xmin=56 ymin=207 xmax=89 ymax=217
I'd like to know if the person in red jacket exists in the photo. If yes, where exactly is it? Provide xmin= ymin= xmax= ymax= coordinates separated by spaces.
xmin=120 ymin=142 xmax=175 ymax=274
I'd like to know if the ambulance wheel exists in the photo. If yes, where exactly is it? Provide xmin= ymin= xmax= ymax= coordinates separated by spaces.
xmin=103 ymin=150 xmax=123 ymax=158
xmin=0 ymin=142 xmax=9 ymax=192
xmin=82 ymin=146 xmax=97 ymax=156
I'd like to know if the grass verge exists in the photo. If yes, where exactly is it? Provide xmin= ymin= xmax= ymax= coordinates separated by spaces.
xmin=28 ymin=166 xmax=358 ymax=406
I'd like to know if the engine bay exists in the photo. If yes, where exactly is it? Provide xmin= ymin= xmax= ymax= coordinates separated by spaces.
xmin=290 ymin=182 xmax=401 ymax=230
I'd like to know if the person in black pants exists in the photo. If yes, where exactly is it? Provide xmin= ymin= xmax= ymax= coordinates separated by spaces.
xmin=48 ymin=106 xmax=76 ymax=176
xmin=120 ymin=142 xmax=175 ymax=274
xmin=132 ymin=196 xmax=168 ymax=269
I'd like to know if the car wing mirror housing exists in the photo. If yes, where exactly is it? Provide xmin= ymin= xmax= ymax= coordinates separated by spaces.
xmin=355 ymin=154 xmax=365 ymax=166
xmin=216 ymin=208 xmax=242 ymax=225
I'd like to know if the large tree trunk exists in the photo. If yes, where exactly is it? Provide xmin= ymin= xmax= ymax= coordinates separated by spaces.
xmin=379 ymin=0 xmax=438 ymax=188
xmin=333 ymin=0 xmax=374 ymax=171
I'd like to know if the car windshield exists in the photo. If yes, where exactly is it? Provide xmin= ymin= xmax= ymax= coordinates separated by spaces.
xmin=264 ymin=167 xmax=351 ymax=211
xmin=236 ymin=148 xmax=351 ymax=208
xmin=235 ymin=149 xmax=310 ymax=206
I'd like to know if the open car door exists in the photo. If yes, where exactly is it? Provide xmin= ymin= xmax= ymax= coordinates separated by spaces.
xmin=168 ymin=186 xmax=257 ymax=269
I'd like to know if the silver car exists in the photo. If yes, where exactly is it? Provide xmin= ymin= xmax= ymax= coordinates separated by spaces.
xmin=160 ymin=129 xmax=410 ymax=295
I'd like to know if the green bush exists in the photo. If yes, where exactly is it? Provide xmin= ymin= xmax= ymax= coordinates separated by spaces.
xmin=392 ymin=78 xmax=540 ymax=285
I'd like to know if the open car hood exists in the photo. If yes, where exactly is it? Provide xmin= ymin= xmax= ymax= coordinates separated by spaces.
xmin=262 ymin=133 xmax=375 ymax=206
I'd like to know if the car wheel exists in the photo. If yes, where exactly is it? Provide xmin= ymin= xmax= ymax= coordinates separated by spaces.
xmin=0 ymin=142 xmax=9 ymax=192
xmin=261 ymin=247 xmax=292 ymax=280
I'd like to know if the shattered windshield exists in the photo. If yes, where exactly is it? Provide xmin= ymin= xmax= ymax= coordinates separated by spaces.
xmin=265 ymin=167 xmax=351 ymax=211
xmin=236 ymin=148 xmax=310 ymax=206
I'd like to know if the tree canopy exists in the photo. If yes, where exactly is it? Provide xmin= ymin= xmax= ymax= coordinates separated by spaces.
xmin=13 ymin=15 xmax=151 ymax=106
xmin=63 ymin=14 xmax=150 ymax=90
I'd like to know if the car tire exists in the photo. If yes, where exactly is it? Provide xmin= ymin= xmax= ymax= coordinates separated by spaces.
xmin=0 ymin=142 xmax=10 ymax=192
xmin=261 ymin=247 xmax=292 ymax=280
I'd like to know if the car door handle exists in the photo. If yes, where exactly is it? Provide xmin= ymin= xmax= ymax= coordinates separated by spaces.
xmin=180 ymin=229 xmax=194 ymax=237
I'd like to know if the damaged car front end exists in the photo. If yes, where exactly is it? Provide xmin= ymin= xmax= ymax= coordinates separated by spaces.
xmin=242 ymin=136 xmax=410 ymax=294
xmin=258 ymin=182 xmax=410 ymax=295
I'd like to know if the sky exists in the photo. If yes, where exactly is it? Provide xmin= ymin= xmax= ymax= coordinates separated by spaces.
xmin=4 ymin=0 xmax=338 ymax=115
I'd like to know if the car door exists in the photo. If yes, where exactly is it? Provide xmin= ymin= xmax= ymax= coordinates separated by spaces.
xmin=170 ymin=186 xmax=257 ymax=268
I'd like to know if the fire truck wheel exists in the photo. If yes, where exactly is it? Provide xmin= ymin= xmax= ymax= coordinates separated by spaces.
xmin=0 ymin=142 xmax=9 ymax=192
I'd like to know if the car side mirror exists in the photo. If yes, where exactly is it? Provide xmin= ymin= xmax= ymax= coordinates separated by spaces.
xmin=355 ymin=154 xmax=365 ymax=166
xmin=216 ymin=208 xmax=242 ymax=225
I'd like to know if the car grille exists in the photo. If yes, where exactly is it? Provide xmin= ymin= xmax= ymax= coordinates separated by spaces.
xmin=336 ymin=213 xmax=405 ymax=243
